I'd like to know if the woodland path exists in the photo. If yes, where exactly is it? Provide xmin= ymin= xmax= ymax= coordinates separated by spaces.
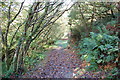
xmin=19 ymin=40 xmax=106 ymax=78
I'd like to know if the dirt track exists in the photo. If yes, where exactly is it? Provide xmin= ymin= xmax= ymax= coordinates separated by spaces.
xmin=20 ymin=47 xmax=106 ymax=78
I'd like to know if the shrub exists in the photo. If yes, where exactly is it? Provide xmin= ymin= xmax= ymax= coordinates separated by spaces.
xmin=78 ymin=32 xmax=119 ymax=71
xmin=24 ymin=52 xmax=46 ymax=69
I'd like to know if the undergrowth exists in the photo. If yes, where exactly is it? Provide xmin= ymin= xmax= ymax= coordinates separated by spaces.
xmin=77 ymin=32 xmax=119 ymax=78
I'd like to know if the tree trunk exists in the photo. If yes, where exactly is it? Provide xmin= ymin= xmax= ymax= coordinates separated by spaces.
xmin=77 ymin=3 xmax=89 ymax=36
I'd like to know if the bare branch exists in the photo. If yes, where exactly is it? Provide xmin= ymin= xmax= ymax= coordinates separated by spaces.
xmin=10 ymin=2 xmax=24 ymax=23
xmin=29 ymin=2 xmax=63 ymax=28
xmin=0 ymin=26 xmax=4 ymax=44
xmin=9 ymin=22 xmax=25 ymax=47
xmin=26 ymin=2 xmax=49 ymax=42
xmin=31 ymin=2 xmax=75 ymax=41
xmin=5 ymin=3 xmax=12 ymax=47
xmin=24 ymin=2 xmax=40 ymax=35
xmin=8 ymin=3 xmax=11 ymax=21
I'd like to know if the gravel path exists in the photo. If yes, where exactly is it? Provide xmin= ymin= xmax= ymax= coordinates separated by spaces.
xmin=20 ymin=47 xmax=106 ymax=78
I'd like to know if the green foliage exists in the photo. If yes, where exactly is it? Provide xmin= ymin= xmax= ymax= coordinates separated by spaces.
xmin=95 ymin=19 xmax=117 ymax=34
xmin=107 ymin=67 xmax=119 ymax=78
xmin=78 ymin=32 xmax=119 ymax=71
xmin=68 ymin=2 xmax=118 ymax=41
xmin=24 ymin=52 xmax=46 ymax=69
xmin=55 ymin=40 xmax=68 ymax=48
xmin=2 ymin=62 xmax=14 ymax=78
